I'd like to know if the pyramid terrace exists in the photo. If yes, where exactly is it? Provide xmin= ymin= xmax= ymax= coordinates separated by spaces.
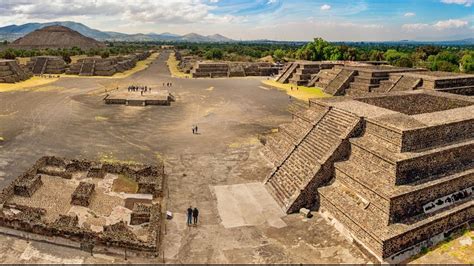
xmin=262 ymin=90 xmax=473 ymax=262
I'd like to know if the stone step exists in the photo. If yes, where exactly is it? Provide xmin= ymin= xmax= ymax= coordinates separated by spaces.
xmin=277 ymin=63 xmax=298 ymax=83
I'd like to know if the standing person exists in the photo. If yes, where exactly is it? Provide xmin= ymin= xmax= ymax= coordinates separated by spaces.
xmin=193 ymin=207 xmax=199 ymax=225
xmin=195 ymin=125 xmax=198 ymax=134
xmin=192 ymin=125 xmax=195 ymax=134
xmin=187 ymin=206 xmax=193 ymax=226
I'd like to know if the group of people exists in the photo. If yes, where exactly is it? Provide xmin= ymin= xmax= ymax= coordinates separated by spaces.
xmin=37 ymin=74 xmax=60 ymax=78
xmin=163 ymin=82 xmax=173 ymax=87
xmin=192 ymin=125 xmax=199 ymax=134
xmin=128 ymin=85 xmax=152 ymax=96
xmin=187 ymin=206 xmax=199 ymax=226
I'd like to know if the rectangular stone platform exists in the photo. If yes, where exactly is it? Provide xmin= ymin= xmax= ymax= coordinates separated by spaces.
xmin=105 ymin=90 xmax=175 ymax=106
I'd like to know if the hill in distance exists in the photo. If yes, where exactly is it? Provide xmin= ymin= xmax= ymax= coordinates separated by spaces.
xmin=10 ymin=25 xmax=106 ymax=50
xmin=0 ymin=21 xmax=234 ymax=43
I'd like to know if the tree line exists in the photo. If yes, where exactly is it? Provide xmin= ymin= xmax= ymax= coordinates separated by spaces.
xmin=0 ymin=42 xmax=151 ymax=64
xmin=177 ymin=38 xmax=474 ymax=73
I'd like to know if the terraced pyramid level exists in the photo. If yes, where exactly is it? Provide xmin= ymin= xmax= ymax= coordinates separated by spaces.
xmin=0 ymin=59 xmax=32 ymax=83
xmin=263 ymin=90 xmax=473 ymax=262
xmin=316 ymin=91 xmax=473 ymax=262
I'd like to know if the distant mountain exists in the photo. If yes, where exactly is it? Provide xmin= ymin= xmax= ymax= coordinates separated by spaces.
xmin=0 ymin=21 xmax=234 ymax=43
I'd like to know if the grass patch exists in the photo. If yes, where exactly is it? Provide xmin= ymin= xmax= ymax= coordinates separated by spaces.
xmin=99 ymin=153 xmax=138 ymax=165
xmin=0 ymin=76 xmax=59 ymax=93
xmin=95 ymin=116 xmax=108 ymax=121
xmin=112 ymin=174 xmax=139 ymax=194
xmin=261 ymin=80 xmax=330 ymax=102
xmin=167 ymin=52 xmax=192 ymax=78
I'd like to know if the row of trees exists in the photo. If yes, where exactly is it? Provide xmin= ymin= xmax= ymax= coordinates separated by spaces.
xmin=292 ymin=38 xmax=474 ymax=73
xmin=177 ymin=38 xmax=474 ymax=73
xmin=0 ymin=44 xmax=151 ymax=63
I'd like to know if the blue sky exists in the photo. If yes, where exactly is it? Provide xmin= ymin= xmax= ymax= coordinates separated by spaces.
xmin=0 ymin=0 xmax=473 ymax=41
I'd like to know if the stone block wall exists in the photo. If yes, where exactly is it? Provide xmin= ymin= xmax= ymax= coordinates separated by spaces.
xmin=71 ymin=182 xmax=95 ymax=207
xmin=0 ymin=60 xmax=32 ymax=83
xmin=0 ymin=155 xmax=164 ymax=257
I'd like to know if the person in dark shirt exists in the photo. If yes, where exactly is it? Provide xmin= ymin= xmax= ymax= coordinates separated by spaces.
xmin=187 ymin=206 xmax=193 ymax=226
xmin=193 ymin=207 xmax=199 ymax=225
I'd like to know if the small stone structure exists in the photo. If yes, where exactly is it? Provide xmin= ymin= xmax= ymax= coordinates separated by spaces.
xmin=191 ymin=61 xmax=280 ymax=78
xmin=262 ymin=90 xmax=473 ymax=262
xmin=71 ymin=182 xmax=95 ymax=207
xmin=130 ymin=203 xmax=152 ymax=225
xmin=378 ymin=71 xmax=474 ymax=96
xmin=66 ymin=51 xmax=151 ymax=76
xmin=27 ymin=56 xmax=66 ymax=75
xmin=104 ymin=90 xmax=176 ymax=106
xmin=13 ymin=174 xmax=43 ymax=197
xmin=0 ymin=156 xmax=165 ymax=257
xmin=0 ymin=59 xmax=32 ymax=83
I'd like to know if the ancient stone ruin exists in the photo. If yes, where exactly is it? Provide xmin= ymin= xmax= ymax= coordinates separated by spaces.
xmin=0 ymin=156 xmax=165 ymax=257
xmin=66 ymin=51 xmax=151 ymax=76
xmin=10 ymin=25 xmax=106 ymax=50
xmin=276 ymin=61 xmax=474 ymax=96
xmin=0 ymin=59 xmax=32 ymax=83
xmin=191 ymin=61 xmax=280 ymax=78
xmin=104 ymin=89 xmax=176 ymax=106
xmin=27 ymin=56 xmax=67 ymax=75
xmin=71 ymin=182 xmax=95 ymax=207
xmin=262 ymin=90 xmax=473 ymax=262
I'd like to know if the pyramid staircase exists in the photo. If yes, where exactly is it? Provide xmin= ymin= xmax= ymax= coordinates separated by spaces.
xmin=79 ymin=60 xmax=96 ymax=76
xmin=323 ymin=69 xmax=356 ymax=96
xmin=262 ymin=103 xmax=327 ymax=166
xmin=276 ymin=62 xmax=298 ymax=84
xmin=265 ymin=107 xmax=362 ymax=213
xmin=32 ymin=57 xmax=48 ymax=75
xmin=319 ymin=117 xmax=474 ymax=262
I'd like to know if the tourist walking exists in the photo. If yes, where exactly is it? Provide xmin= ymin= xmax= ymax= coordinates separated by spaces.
xmin=195 ymin=125 xmax=198 ymax=134
xmin=187 ymin=206 xmax=193 ymax=226
xmin=193 ymin=207 xmax=199 ymax=225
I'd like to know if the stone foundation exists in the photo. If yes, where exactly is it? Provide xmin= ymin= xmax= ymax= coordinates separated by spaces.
xmin=0 ymin=156 xmax=165 ymax=257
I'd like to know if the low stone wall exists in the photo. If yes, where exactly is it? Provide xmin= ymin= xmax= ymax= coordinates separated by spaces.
xmin=0 ymin=155 xmax=164 ymax=257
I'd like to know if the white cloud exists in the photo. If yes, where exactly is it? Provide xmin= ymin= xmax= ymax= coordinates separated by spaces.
xmin=267 ymin=0 xmax=277 ymax=4
xmin=440 ymin=0 xmax=473 ymax=6
xmin=433 ymin=19 xmax=469 ymax=29
xmin=402 ymin=23 xmax=430 ymax=31
xmin=320 ymin=4 xmax=331 ymax=11
xmin=0 ymin=0 xmax=229 ymax=24
xmin=403 ymin=19 xmax=468 ymax=32
xmin=404 ymin=12 xmax=416 ymax=17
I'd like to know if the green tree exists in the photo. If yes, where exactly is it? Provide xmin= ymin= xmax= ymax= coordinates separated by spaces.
xmin=3 ymin=49 xmax=16 ymax=59
xmin=460 ymin=53 xmax=474 ymax=73
xmin=204 ymin=48 xmax=224 ymax=60
xmin=273 ymin=49 xmax=286 ymax=62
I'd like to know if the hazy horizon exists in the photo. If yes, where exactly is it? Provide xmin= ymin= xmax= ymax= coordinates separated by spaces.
xmin=1 ymin=0 xmax=473 ymax=41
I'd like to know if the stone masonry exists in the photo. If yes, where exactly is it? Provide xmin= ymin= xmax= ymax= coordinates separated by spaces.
xmin=0 ymin=59 xmax=32 ymax=83
xmin=27 ymin=56 xmax=67 ymax=75
xmin=263 ymin=90 xmax=473 ymax=262
xmin=0 ymin=156 xmax=165 ymax=257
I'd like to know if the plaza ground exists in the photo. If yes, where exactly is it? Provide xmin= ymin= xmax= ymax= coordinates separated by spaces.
xmin=0 ymin=52 xmax=470 ymax=263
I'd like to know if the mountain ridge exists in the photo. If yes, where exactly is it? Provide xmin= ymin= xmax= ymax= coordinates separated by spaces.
xmin=0 ymin=21 xmax=234 ymax=43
